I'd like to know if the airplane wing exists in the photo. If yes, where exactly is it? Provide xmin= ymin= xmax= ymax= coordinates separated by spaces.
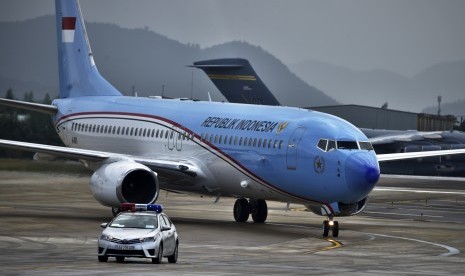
xmin=0 ymin=139 xmax=198 ymax=176
xmin=377 ymin=148 xmax=465 ymax=162
xmin=368 ymin=131 xmax=445 ymax=145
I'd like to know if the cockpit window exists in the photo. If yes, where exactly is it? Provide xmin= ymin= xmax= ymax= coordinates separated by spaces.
xmin=317 ymin=139 xmax=328 ymax=151
xmin=317 ymin=139 xmax=371 ymax=152
xmin=336 ymin=141 xmax=359 ymax=150
xmin=327 ymin=140 xmax=336 ymax=151
xmin=359 ymin=141 xmax=374 ymax=151
xmin=317 ymin=139 xmax=338 ymax=152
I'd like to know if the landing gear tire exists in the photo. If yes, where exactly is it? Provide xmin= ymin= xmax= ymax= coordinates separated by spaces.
xmin=111 ymin=207 xmax=121 ymax=217
xmin=250 ymin=199 xmax=268 ymax=223
xmin=322 ymin=219 xmax=339 ymax=237
xmin=98 ymin=256 xmax=108 ymax=262
xmin=323 ymin=220 xmax=330 ymax=237
xmin=115 ymin=256 xmax=125 ymax=263
xmin=332 ymin=221 xmax=339 ymax=237
xmin=233 ymin=198 xmax=250 ymax=222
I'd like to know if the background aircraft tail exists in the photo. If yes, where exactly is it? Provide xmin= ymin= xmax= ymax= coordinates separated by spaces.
xmin=191 ymin=58 xmax=280 ymax=105
xmin=55 ymin=0 xmax=121 ymax=98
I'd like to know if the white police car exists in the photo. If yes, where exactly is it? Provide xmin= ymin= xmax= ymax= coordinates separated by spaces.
xmin=98 ymin=203 xmax=179 ymax=264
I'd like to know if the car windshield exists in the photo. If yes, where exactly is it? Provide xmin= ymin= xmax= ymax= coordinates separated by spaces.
xmin=109 ymin=213 xmax=158 ymax=229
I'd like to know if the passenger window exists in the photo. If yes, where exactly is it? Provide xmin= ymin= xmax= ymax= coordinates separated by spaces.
xmin=239 ymin=137 xmax=243 ymax=146
xmin=244 ymin=137 xmax=248 ymax=146
xmin=279 ymin=140 xmax=283 ymax=149
xmin=253 ymin=138 xmax=257 ymax=147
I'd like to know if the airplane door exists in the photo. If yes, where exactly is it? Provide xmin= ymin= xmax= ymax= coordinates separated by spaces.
xmin=286 ymin=127 xmax=306 ymax=170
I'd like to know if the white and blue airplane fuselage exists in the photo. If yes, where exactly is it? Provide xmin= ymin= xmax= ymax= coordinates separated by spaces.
xmin=54 ymin=96 xmax=379 ymax=211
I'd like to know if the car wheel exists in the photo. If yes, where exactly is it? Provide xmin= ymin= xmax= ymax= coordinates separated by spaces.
xmin=168 ymin=241 xmax=178 ymax=263
xmin=115 ymin=256 xmax=125 ymax=263
xmin=152 ymin=243 xmax=163 ymax=264
xmin=98 ymin=256 xmax=108 ymax=262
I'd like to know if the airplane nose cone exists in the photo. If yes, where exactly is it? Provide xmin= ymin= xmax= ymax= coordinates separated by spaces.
xmin=345 ymin=152 xmax=380 ymax=199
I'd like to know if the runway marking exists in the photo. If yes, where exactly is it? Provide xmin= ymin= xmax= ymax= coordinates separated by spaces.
xmin=368 ymin=233 xmax=460 ymax=257
xmin=364 ymin=210 xmax=443 ymax=218
xmin=380 ymin=174 xmax=465 ymax=182
xmin=374 ymin=187 xmax=465 ymax=195
xmin=320 ymin=238 xmax=343 ymax=251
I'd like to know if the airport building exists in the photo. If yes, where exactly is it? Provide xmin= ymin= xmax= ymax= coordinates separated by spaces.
xmin=309 ymin=104 xmax=456 ymax=131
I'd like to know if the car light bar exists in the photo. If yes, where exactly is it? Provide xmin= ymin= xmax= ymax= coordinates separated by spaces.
xmin=121 ymin=203 xmax=163 ymax=213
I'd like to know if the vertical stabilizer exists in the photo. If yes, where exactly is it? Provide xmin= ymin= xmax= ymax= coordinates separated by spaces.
xmin=191 ymin=58 xmax=280 ymax=105
xmin=55 ymin=0 xmax=121 ymax=98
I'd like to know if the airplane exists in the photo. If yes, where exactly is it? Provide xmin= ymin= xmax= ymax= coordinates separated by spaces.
xmin=2 ymin=0 xmax=465 ymax=238
xmin=193 ymin=58 xmax=465 ymax=177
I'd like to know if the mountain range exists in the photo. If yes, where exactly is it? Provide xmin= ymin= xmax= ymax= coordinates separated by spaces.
xmin=1 ymin=16 xmax=464 ymax=117
xmin=0 ymin=16 xmax=336 ymax=107
xmin=289 ymin=60 xmax=465 ymax=114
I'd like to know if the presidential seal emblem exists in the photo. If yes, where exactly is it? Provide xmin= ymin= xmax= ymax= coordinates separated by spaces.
xmin=276 ymin=122 xmax=288 ymax=134
xmin=314 ymin=155 xmax=325 ymax=174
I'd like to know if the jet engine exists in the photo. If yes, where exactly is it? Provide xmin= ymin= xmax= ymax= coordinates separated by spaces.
xmin=308 ymin=197 xmax=368 ymax=217
xmin=90 ymin=161 xmax=159 ymax=207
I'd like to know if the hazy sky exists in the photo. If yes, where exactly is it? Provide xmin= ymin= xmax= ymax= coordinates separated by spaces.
xmin=1 ymin=0 xmax=465 ymax=76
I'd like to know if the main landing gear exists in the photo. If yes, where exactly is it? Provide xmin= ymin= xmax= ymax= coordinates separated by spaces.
xmin=233 ymin=198 xmax=268 ymax=223
xmin=322 ymin=216 xmax=339 ymax=237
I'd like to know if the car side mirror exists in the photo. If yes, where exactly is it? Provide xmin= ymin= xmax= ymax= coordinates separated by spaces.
xmin=161 ymin=225 xmax=171 ymax=231
xmin=100 ymin=223 xmax=108 ymax=229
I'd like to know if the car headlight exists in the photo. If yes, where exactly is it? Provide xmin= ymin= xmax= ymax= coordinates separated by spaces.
xmin=140 ymin=236 xmax=155 ymax=243
xmin=100 ymin=234 xmax=113 ymax=241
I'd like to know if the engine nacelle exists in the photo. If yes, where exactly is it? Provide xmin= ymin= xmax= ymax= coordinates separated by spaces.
xmin=308 ymin=197 xmax=368 ymax=217
xmin=90 ymin=161 xmax=159 ymax=207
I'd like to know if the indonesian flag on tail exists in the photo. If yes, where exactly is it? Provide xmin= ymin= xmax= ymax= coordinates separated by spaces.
xmin=62 ymin=17 xmax=76 ymax=43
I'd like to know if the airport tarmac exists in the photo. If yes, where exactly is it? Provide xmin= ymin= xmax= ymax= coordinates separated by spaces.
xmin=0 ymin=170 xmax=464 ymax=275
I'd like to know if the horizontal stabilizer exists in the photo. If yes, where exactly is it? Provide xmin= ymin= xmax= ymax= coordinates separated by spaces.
xmin=0 ymin=98 xmax=57 ymax=115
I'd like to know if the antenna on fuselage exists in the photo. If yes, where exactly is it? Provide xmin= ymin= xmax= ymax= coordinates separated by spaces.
xmin=207 ymin=92 xmax=212 ymax=102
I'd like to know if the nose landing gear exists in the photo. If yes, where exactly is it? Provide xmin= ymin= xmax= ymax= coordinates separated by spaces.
xmin=323 ymin=217 xmax=339 ymax=237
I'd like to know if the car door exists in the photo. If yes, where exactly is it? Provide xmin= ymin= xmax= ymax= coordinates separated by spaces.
xmin=159 ymin=215 xmax=175 ymax=254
